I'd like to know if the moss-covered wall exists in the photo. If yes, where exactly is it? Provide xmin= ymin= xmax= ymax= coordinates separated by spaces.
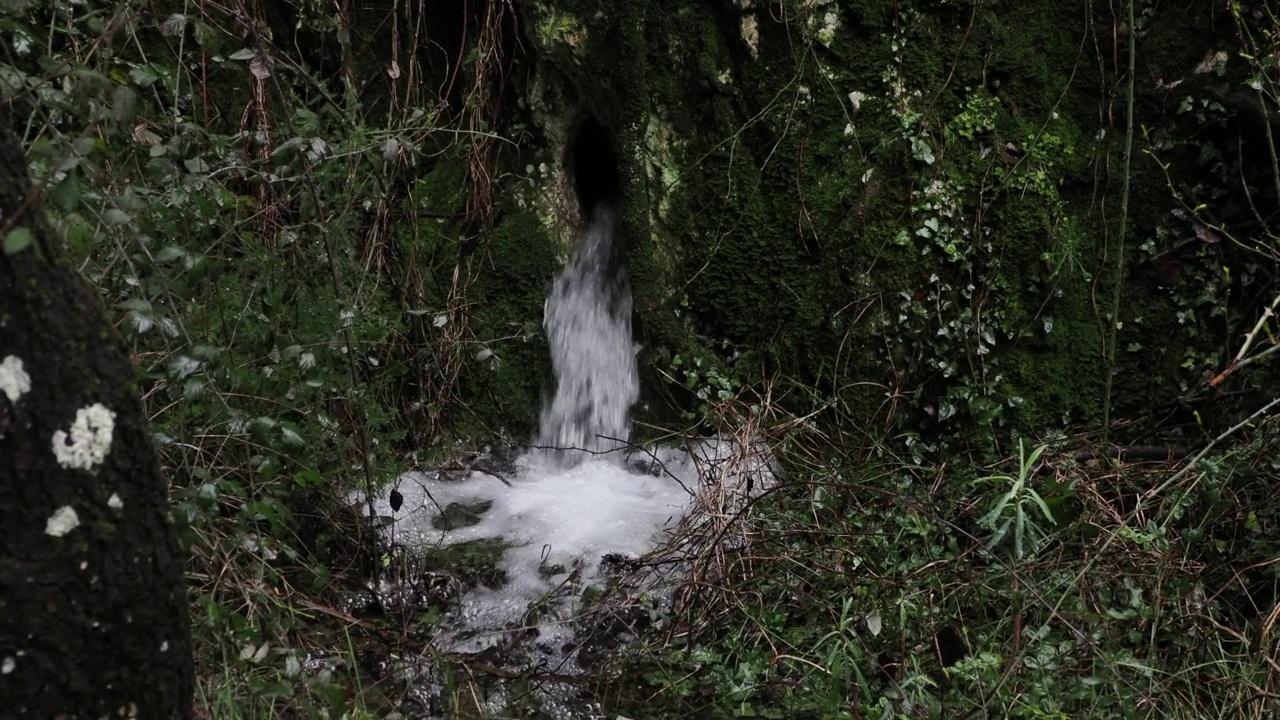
xmin=507 ymin=0 xmax=1273 ymax=454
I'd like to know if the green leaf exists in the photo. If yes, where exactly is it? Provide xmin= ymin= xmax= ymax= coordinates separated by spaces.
xmin=1028 ymin=489 xmax=1057 ymax=525
xmin=193 ymin=20 xmax=217 ymax=46
xmin=249 ymin=679 xmax=293 ymax=699
xmin=1019 ymin=441 xmax=1048 ymax=478
xmin=160 ymin=14 xmax=188 ymax=37
xmin=52 ymin=173 xmax=81 ymax=212
xmin=111 ymin=85 xmax=139 ymax=124
xmin=129 ymin=65 xmax=160 ymax=87
xmin=102 ymin=208 xmax=132 ymax=226
xmin=3 ymin=227 xmax=33 ymax=255
xmin=155 ymin=246 xmax=186 ymax=262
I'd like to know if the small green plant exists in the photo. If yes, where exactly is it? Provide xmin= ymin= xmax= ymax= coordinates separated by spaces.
xmin=666 ymin=351 xmax=740 ymax=424
xmin=810 ymin=597 xmax=873 ymax=710
xmin=975 ymin=440 xmax=1058 ymax=561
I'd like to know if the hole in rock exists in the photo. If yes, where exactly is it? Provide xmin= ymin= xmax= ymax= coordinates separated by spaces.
xmin=567 ymin=114 xmax=621 ymax=216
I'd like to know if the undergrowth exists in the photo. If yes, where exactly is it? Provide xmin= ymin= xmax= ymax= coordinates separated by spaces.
xmin=613 ymin=386 xmax=1280 ymax=719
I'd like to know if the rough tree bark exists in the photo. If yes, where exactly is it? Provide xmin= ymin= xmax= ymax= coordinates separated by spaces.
xmin=0 ymin=120 xmax=193 ymax=716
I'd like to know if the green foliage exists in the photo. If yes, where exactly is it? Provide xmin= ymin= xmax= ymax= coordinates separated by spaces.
xmin=452 ymin=211 xmax=559 ymax=438
xmin=664 ymin=348 xmax=742 ymax=426
xmin=612 ymin=418 xmax=1280 ymax=719
xmin=2 ymin=0 xmax=554 ymax=713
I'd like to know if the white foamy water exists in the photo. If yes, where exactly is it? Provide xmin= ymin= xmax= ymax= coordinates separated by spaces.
xmin=368 ymin=437 xmax=777 ymax=657
xmin=372 ymin=450 xmax=693 ymax=651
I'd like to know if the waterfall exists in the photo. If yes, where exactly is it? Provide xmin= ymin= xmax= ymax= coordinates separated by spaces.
xmin=537 ymin=202 xmax=638 ymax=465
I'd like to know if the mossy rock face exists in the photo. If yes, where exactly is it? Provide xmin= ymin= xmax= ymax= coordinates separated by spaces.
xmin=614 ymin=0 xmax=1115 ymax=438
xmin=483 ymin=0 xmax=1271 ymax=452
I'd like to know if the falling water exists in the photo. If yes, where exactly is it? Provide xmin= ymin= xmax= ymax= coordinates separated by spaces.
xmin=537 ymin=202 xmax=638 ymax=464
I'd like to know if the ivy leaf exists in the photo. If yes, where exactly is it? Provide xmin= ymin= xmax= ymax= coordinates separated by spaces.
xmin=3 ymin=227 xmax=33 ymax=256
xmin=112 ymin=85 xmax=139 ymax=124
xmin=279 ymin=426 xmax=305 ymax=449
xmin=911 ymin=138 xmax=936 ymax=165
xmin=865 ymin=610 xmax=883 ymax=636
xmin=160 ymin=14 xmax=188 ymax=37
xmin=52 ymin=173 xmax=81 ymax=212
xmin=193 ymin=20 xmax=216 ymax=46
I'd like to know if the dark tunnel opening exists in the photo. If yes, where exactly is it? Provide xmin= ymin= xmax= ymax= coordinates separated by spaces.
xmin=568 ymin=114 xmax=621 ymax=217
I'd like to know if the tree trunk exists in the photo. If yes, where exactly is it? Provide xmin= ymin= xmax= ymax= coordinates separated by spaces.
xmin=0 ymin=119 xmax=193 ymax=717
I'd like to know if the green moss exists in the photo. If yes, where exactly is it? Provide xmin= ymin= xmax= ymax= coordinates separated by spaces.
xmin=420 ymin=537 xmax=509 ymax=588
xmin=452 ymin=211 xmax=559 ymax=439
xmin=533 ymin=8 xmax=588 ymax=50
xmin=415 ymin=161 xmax=468 ymax=219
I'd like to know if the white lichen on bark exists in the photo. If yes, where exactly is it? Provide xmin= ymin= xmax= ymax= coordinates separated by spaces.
xmin=740 ymin=14 xmax=759 ymax=58
xmin=52 ymin=403 xmax=116 ymax=470
xmin=45 ymin=506 xmax=80 ymax=537
xmin=0 ymin=355 xmax=31 ymax=403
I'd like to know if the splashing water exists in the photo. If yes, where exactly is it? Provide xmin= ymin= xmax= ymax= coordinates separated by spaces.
xmin=360 ymin=202 xmax=693 ymax=659
xmin=537 ymin=202 xmax=638 ymax=465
